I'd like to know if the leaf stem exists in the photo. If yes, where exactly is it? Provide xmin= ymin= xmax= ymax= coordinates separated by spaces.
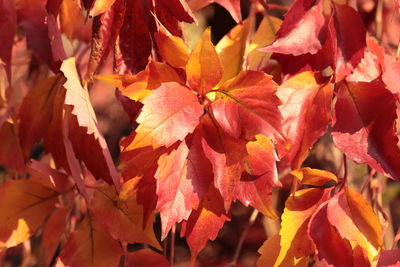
xmin=230 ymin=209 xmax=259 ymax=266
xmin=170 ymin=225 xmax=176 ymax=267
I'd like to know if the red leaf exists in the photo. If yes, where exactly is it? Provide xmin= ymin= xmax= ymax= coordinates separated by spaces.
xmin=18 ymin=74 xmax=65 ymax=159
xmin=42 ymin=207 xmax=69 ymax=266
xmin=60 ymin=216 xmax=123 ymax=267
xmin=86 ymin=0 xmax=126 ymax=79
xmin=61 ymin=58 xmax=119 ymax=186
xmin=261 ymin=0 xmax=326 ymax=56
xmin=236 ymin=135 xmax=280 ymax=218
xmin=332 ymin=81 xmax=400 ymax=182
xmin=181 ymin=185 xmax=230 ymax=263
xmin=211 ymin=70 xmax=283 ymax=140
xmin=276 ymin=72 xmax=333 ymax=168
xmin=186 ymin=0 xmax=241 ymax=22
xmin=328 ymin=4 xmax=366 ymax=82
xmin=377 ymin=249 xmax=400 ymax=267
xmin=201 ymin=114 xmax=248 ymax=210
xmin=156 ymin=130 xmax=212 ymax=239
xmin=124 ymin=82 xmax=203 ymax=150
xmin=0 ymin=0 xmax=16 ymax=81
xmin=308 ymin=202 xmax=353 ymax=266
xmin=0 ymin=122 xmax=25 ymax=172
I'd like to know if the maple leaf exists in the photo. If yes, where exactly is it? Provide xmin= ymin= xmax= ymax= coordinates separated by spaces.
xmin=61 ymin=57 xmax=119 ymax=187
xmin=41 ymin=206 xmax=69 ymax=266
xmin=181 ymin=185 xmax=230 ymax=263
xmin=0 ymin=179 xmax=58 ymax=248
xmin=332 ymin=81 xmax=400 ymax=182
xmin=60 ymin=216 xmax=123 ymax=267
xmin=276 ymin=72 xmax=333 ymax=168
xmin=90 ymin=180 xmax=161 ymax=249
xmin=186 ymin=28 xmax=223 ymax=95
xmin=0 ymin=0 xmax=16 ymax=81
xmin=156 ymin=130 xmax=212 ymax=239
xmin=261 ymin=0 xmax=326 ymax=56
xmin=211 ymin=70 xmax=283 ymax=140
xmin=124 ymin=82 xmax=203 ymax=150
xmin=327 ymin=186 xmax=383 ymax=262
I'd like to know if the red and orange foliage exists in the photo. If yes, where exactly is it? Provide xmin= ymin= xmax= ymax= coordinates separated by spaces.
xmin=0 ymin=0 xmax=400 ymax=266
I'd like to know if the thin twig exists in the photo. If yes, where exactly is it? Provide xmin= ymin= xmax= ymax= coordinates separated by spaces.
xmin=230 ymin=209 xmax=259 ymax=266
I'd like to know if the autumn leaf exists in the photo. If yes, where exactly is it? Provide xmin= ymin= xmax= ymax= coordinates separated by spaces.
xmin=261 ymin=0 xmax=326 ymax=56
xmin=154 ymin=32 xmax=190 ymax=69
xmin=42 ymin=206 xmax=69 ymax=266
xmin=186 ymin=0 xmax=242 ymax=22
xmin=156 ymin=130 xmax=212 ymax=239
xmin=18 ymin=74 xmax=65 ymax=159
xmin=181 ymin=185 xmax=230 ymax=263
xmin=90 ymin=181 xmax=161 ymax=249
xmin=327 ymin=186 xmax=383 ymax=262
xmin=276 ymin=72 xmax=332 ymax=168
xmin=211 ymin=70 xmax=283 ymax=140
xmin=186 ymin=28 xmax=223 ymax=95
xmin=236 ymin=134 xmax=280 ymax=218
xmin=274 ymin=188 xmax=329 ymax=266
xmin=124 ymin=82 xmax=203 ymax=150
xmin=308 ymin=202 xmax=354 ymax=266
xmin=0 ymin=179 xmax=57 ymax=248
xmin=216 ymin=17 xmax=252 ymax=84
xmin=0 ymin=0 xmax=16 ymax=81
xmin=87 ymin=0 xmax=116 ymax=17
xmin=86 ymin=0 xmax=126 ymax=79
xmin=377 ymin=249 xmax=400 ymax=267
xmin=0 ymin=122 xmax=25 ymax=172
xmin=291 ymin=167 xmax=337 ymax=187
xmin=60 ymin=216 xmax=123 ymax=267
xmin=328 ymin=4 xmax=366 ymax=82
xmin=332 ymin=81 xmax=400 ymax=182
xmin=61 ymin=57 xmax=119 ymax=187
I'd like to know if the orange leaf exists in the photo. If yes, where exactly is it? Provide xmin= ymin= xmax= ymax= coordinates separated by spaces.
xmin=0 ymin=179 xmax=57 ymax=248
xmin=216 ymin=17 xmax=252 ymax=84
xmin=155 ymin=32 xmax=190 ymax=69
xmin=125 ymin=82 xmax=203 ymax=150
xmin=186 ymin=28 xmax=222 ymax=95
xmin=90 ymin=181 xmax=161 ymax=250
xmin=327 ymin=186 xmax=383 ymax=262
xmin=88 ymin=0 xmax=116 ymax=17
xmin=291 ymin=167 xmax=337 ymax=187
xmin=60 ymin=216 xmax=123 ymax=267
xmin=274 ymin=188 xmax=329 ymax=266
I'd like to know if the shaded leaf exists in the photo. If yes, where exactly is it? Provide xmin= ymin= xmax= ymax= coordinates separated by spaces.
xmin=126 ymin=249 xmax=169 ymax=267
xmin=90 ymin=181 xmax=161 ymax=249
xmin=332 ymin=81 xmax=400 ymax=182
xmin=60 ymin=216 xmax=123 ymax=267
xmin=0 ymin=122 xmax=25 ymax=172
xmin=377 ymin=249 xmax=400 ymax=267
xmin=0 ymin=179 xmax=57 ymax=248
xmin=186 ymin=0 xmax=241 ymax=22
xmin=291 ymin=167 xmax=337 ymax=187
xmin=0 ymin=0 xmax=16 ymax=81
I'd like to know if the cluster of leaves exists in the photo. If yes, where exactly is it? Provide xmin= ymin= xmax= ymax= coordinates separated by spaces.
xmin=1 ymin=0 xmax=400 ymax=266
